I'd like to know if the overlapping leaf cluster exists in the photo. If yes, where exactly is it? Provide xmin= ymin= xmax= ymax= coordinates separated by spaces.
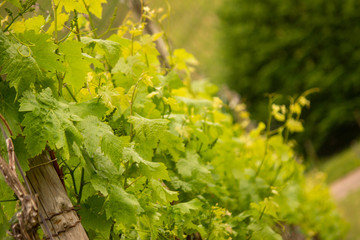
xmin=0 ymin=1 xmax=346 ymax=239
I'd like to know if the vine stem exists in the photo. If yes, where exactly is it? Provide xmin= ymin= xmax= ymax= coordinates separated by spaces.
xmin=207 ymin=207 xmax=215 ymax=239
xmin=258 ymin=206 xmax=267 ymax=220
xmin=48 ymin=149 xmax=66 ymax=190
xmin=123 ymin=161 xmax=130 ymax=189
xmin=0 ymin=113 xmax=13 ymax=136
xmin=129 ymin=0 xmax=170 ymax=68
xmin=0 ymin=114 xmax=55 ymax=239
xmin=56 ymin=71 xmax=63 ymax=96
xmin=52 ymin=0 xmax=58 ymax=43
xmin=269 ymin=163 xmax=283 ymax=186
xmin=3 ymin=0 xmax=36 ymax=32
xmin=158 ymin=21 xmax=173 ymax=67
xmin=129 ymin=79 xmax=141 ymax=140
xmin=284 ymin=97 xmax=293 ymax=143
xmin=64 ymin=83 xmax=78 ymax=102
xmin=58 ymin=26 xmax=75 ymax=43
xmin=255 ymin=96 xmax=273 ymax=177
xmin=131 ymin=33 xmax=134 ymax=56
xmin=77 ymin=168 xmax=85 ymax=204
xmin=62 ymin=160 xmax=79 ymax=196
xmin=74 ymin=10 xmax=82 ymax=42
xmin=125 ymin=176 xmax=144 ymax=189
xmin=0 ymin=199 xmax=17 ymax=203
xmin=81 ymin=0 xmax=98 ymax=38
xmin=98 ymin=7 xmax=118 ymax=38
xmin=153 ymin=0 xmax=173 ymax=68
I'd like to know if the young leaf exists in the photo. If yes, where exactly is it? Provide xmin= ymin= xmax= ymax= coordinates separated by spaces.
xmin=11 ymin=15 xmax=45 ymax=33
xmin=46 ymin=13 xmax=69 ymax=33
xmin=58 ymin=0 xmax=106 ymax=19
xmin=286 ymin=119 xmax=304 ymax=133
xmin=59 ymin=40 xmax=95 ymax=92
xmin=159 ymin=70 xmax=184 ymax=89
xmin=19 ymin=31 xmax=63 ymax=72
xmin=172 ymin=198 xmax=203 ymax=214
xmin=112 ymin=56 xmax=146 ymax=81
xmin=6 ymin=0 xmax=22 ymax=8
xmin=81 ymin=37 xmax=121 ymax=67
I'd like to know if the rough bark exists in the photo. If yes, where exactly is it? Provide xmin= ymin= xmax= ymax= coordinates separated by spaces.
xmin=281 ymin=225 xmax=306 ymax=240
xmin=0 ymin=138 xmax=39 ymax=240
xmin=26 ymin=153 xmax=88 ymax=240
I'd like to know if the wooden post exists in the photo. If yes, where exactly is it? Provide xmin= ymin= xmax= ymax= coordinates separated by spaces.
xmin=26 ymin=153 xmax=88 ymax=240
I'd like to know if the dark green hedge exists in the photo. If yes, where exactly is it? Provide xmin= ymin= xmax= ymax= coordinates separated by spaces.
xmin=218 ymin=0 xmax=360 ymax=156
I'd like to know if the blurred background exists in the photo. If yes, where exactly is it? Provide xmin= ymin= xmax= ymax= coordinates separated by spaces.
xmin=149 ymin=0 xmax=360 ymax=239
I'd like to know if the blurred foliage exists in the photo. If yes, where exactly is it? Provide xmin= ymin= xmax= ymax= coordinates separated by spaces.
xmin=317 ymin=140 xmax=360 ymax=240
xmin=315 ymin=141 xmax=360 ymax=239
xmin=338 ymin=188 xmax=360 ymax=240
xmin=218 ymin=0 xmax=360 ymax=157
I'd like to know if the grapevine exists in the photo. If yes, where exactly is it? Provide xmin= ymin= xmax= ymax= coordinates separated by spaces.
xmin=0 ymin=1 xmax=345 ymax=239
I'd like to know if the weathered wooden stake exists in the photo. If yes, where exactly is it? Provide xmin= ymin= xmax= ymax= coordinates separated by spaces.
xmin=26 ymin=153 xmax=88 ymax=240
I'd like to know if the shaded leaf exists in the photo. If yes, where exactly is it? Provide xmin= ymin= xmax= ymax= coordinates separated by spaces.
xmin=105 ymin=184 xmax=142 ymax=225
xmin=0 ymin=30 xmax=42 ymax=96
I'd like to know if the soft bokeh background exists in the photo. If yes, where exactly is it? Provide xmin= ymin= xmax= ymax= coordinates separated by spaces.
xmin=148 ymin=1 xmax=360 ymax=239
xmin=218 ymin=0 xmax=360 ymax=160
xmin=149 ymin=0 xmax=222 ymax=79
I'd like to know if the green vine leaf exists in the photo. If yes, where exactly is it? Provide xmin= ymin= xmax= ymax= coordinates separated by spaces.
xmin=11 ymin=15 xmax=45 ymax=33
xmin=76 ymin=116 xmax=113 ymax=156
xmin=159 ymin=70 xmax=184 ymax=89
xmin=77 ymin=116 xmax=130 ymax=166
xmin=6 ymin=0 xmax=22 ymax=8
xmin=123 ymin=147 xmax=170 ymax=180
xmin=149 ymin=179 xmax=178 ymax=204
xmin=19 ymin=88 xmax=82 ymax=158
xmin=105 ymin=184 xmax=143 ymax=225
xmin=58 ymin=0 xmax=106 ymax=19
xmin=59 ymin=40 xmax=97 ymax=92
xmin=69 ymin=99 xmax=109 ymax=119
xmin=78 ymin=196 xmax=112 ymax=238
xmin=128 ymin=115 xmax=184 ymax=160
xmin=248 ymin=223 xmax=282 ymax=240
xmin=101 ymin=134 xmax=129 ymax=165
xmin=172 ymin=198 xmax=203 ymax=215
xmin=0 ymin=30 xmax=42 ymax=96
xmin=81 ymin=37 xmax=121 ymax=67
xmin=18 ymin=31 xmax=63 ymax=72
xmin=0 ymin=81 xmax=22 ymax=136
xmin=176 ymin=150 xmax=211 ymax=183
